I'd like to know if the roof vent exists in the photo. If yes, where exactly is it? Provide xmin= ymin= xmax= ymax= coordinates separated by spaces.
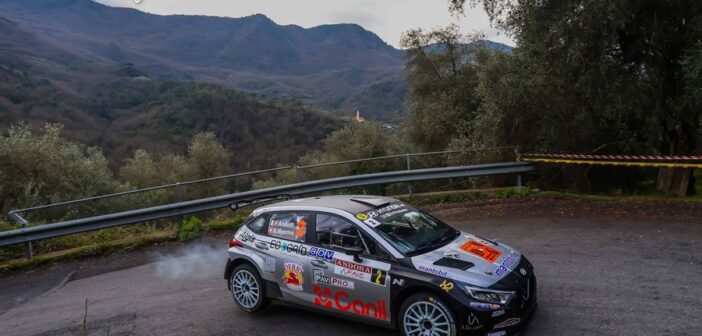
xmin=349 ymin=197 xmax=391 ymax=208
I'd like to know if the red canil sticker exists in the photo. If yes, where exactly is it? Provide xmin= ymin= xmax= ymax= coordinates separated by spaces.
xmin=313 ymin=285 xmax=387 ymax=320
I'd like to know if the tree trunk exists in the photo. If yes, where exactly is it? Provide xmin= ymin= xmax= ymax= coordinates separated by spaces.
xmin=656 ymin=123 xmax=693 ymax=197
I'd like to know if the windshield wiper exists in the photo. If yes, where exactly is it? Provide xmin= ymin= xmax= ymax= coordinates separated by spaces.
xmin=406 ymin=230 xmax=457 ymax=257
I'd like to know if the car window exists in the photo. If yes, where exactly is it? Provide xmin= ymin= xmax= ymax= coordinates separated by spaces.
xmin=267 ymin=212 xmax=309 ymax=242
xmin=247 ymin=215 xmax=268 ymax=234
xmin=315 ymin=214 xmax=380 ymax=257
xmin=359 ymin=202 xmax=458 ymax=256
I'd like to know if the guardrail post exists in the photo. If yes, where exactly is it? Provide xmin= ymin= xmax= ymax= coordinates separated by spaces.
xmin=517 ymin=174 xmax=523 ymax=190
xmin=175 ymin=182 xmax=182 ymax=202
xmin=9 ymin=212 xmax=32 ymax=259
xmin=295 ymin=165 xmax=304 ymax=182
xmin=406 ymin=153 xmax=413 ymax=195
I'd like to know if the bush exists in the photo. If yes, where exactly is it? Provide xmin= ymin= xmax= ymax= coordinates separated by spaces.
xmin=177 ymin=216 xmax=201 ymax=241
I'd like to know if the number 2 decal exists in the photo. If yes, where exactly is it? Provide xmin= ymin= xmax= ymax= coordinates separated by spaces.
xmin=371 ymin=268 xmax=387 ymax=286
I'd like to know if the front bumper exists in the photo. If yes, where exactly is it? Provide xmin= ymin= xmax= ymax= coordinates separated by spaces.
xmin=454 ymin=257 xmax=538 ymax=336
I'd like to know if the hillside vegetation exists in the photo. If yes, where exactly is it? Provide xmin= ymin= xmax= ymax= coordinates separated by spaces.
xmin=0 ymin=0 xmax=409 ymax=119
xmin=0 ymin=16 xmax=343 ymax=170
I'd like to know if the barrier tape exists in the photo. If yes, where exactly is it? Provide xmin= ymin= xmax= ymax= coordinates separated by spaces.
xmin=520 ymin=153 xmax=702 ymax=161
xmin=521 ymin=158 xmax=702 ymax=169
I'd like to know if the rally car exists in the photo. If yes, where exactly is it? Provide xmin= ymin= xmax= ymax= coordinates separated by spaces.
xmin=224 ymin=195 xmax=536 ymax=336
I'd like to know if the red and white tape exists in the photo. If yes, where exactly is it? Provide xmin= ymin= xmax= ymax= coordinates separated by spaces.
xmin=520 ymin=153 xmax=702 ymax=161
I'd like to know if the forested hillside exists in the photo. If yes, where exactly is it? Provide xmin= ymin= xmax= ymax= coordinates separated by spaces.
xmin=0 ymin=16 xmax=343 ymax=170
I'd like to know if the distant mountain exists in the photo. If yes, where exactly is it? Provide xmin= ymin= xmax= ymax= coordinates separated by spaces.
xmin=0 ymin=0 xmax=408 ymax=119
xmin=0 ymin=0 xmax=513 ymax=123
xmin=0 ymin=16 xmax=342 ymax=170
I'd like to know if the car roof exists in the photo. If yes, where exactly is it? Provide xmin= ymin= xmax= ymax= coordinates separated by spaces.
xmin=256 ymin=195 xmax=399 ymax=215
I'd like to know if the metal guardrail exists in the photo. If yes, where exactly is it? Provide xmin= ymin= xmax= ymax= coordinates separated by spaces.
xmin=0 ymin=162 xmax=534 ymax=251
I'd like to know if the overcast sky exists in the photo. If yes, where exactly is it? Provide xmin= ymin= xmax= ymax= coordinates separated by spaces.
xmin=95 ymin=0 xmax=514 ymax=48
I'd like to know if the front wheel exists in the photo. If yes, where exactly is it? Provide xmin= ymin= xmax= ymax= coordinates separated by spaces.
xmin=230 ymin=263 xmax=268 ymax=312
xmin=399 ymin=292 xmax=457 ymax=336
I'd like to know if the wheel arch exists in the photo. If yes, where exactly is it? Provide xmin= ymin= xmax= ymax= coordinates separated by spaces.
xmin=224 ymin=257 xmax=260 ymax=290
xmin=392 ymin=285 xmax=452 ymax=329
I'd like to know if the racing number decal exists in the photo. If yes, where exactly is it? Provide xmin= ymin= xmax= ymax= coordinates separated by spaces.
xmin=460 ymin=239 xmax=502 ymax=263
xmin=373 ymin=269 xmax=386 ymax=285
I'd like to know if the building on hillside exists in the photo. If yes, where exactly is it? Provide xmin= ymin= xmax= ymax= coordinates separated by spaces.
xmin=355 ymin=110 xmax=365 ymax=123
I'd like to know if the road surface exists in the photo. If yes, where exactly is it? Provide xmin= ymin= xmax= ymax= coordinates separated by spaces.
xmin=1 ymin=201 xmax=700 ymax=336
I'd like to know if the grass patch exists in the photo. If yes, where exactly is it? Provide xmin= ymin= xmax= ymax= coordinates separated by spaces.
xmin=177 ymin=216 xmax=202 ymax=241
xmin=399 ymin=187 xmax=519 ymax=205
xmin=537 ymin=190 xmax=702 ymax=202
xmin=0 ymin=230 xmax=176 ymax=272
xmin=205 ymin=216 xmax=246 ymax=231
xmin=0 ymin=212 xmax=250 ymax=271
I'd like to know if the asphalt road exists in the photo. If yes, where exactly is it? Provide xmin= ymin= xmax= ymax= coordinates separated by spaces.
xmin=1 ymin=208 xmax=700 ymax=336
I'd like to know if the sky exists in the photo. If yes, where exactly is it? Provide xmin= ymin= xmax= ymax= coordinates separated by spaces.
xmin=95 ymin=0 xmax=514 ymax=48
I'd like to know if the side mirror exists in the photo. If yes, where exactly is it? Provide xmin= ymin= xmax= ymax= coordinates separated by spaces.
xmin=340 ymin=245 xmax=364 ymax=262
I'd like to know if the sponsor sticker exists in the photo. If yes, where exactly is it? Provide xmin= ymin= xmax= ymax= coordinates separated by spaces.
xmin=462 ymin=312 xmax=483 ymax=331
xmin=428 ymin=296 xmax=455 ymax=324
xmin=282 ymin=262 xmax=304 ymax=291
xmin=460 ymin=239 xmax=503 ymax=263
xmin=417 ymin=265 xmax=448 ymax=277
xmin=493 ymin=317 xmax=520 ymax=329
xmin=495 ymin=254 xmax=518 ymax=277
xmin=439 ymin=280 xmax=454 ymax=292
xmin=263 ymin=257 xmax=276 ymax=275
xmin=355 ymin=213 xmax=368 ymax=220
xmin=392 ymin=278 xmax=406 ymax=286
xmin=469 ymin=302 xmax=501 ymax=311
xmin=313 ymin=269 xmax=355 ymax=289
xmin=237 ymin=231 xmax=256 ymax=243
xmin=366 ymin=203 xmax=406 ymax=220
xmin=313 ymin=285 xmax=387 ymax=320
xmin=334 ymin=259 xmax=387 ymax=286
xmin=270 ymin=240 xmax=308 ymax=256
xmin=486 ymin=331 xmax=506 ymax=336
xmin=309 ymin=247 xmax=335 ymax=261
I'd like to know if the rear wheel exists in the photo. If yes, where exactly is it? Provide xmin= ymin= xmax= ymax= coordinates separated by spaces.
xmin=230 ymin=263 xmax=268 ymax=312
xmin=399 ymin=292 xmax=456 ymax=336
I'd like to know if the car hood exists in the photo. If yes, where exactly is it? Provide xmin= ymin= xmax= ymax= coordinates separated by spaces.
xmin=409 ymin=232 xmax=522 ymax=288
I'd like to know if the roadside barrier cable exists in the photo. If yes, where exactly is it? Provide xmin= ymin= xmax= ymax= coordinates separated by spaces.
xmin=521 ymin=158 xmax=702 ymax=169
xmin=520 ymin=153 xmax=702 ymax=161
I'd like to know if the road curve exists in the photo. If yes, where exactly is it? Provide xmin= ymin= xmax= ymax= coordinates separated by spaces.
xmin=0 ymin=209 xmax=700 ymax=336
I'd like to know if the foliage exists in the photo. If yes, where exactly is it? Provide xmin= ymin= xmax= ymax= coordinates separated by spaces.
xmin=253 ymin=121 xmax=402 ymax=190
xmin=400 ymin=25 xmax=484 ymax=151
xmin=177 ymin=216 xmax=202 ymax=241
xmin=407 ymin=0 xmax=702 ymax=195
xmin=0 ymin=123 xmax=121 ymax=215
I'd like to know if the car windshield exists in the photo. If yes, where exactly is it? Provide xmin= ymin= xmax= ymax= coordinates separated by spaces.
xmin=359 ymin=202 xmax=459 ymax=256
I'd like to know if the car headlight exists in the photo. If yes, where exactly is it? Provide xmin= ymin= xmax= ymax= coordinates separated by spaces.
xmin=464 ymin=285 xmax=515 ymax=305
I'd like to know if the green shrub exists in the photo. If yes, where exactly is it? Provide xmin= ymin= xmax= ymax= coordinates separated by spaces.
xmin=497 ymin=186 xmax=536 ymax=198
xmin=177 ymin=216 xmax=201 ymax=241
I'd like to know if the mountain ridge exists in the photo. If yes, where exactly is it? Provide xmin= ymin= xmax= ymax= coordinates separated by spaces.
xmin=0 ymin=0 xmax=510 ymax=119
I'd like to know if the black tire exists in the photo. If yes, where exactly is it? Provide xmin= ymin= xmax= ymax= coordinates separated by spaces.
xmin=229 ymin=263 xmax=269 ymax=313
xmin=399 ymin=292 xmax=457 ymax=336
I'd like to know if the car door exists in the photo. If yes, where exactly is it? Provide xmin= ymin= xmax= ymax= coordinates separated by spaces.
xmin=309 ymin=213 xmax=392 ymax=323
xmin=263 ymin=211 xmax=317 ymax=307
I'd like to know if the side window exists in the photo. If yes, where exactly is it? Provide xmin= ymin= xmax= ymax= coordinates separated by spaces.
xmin=267 ymin=212 xmax=309 ymax=242
xmin=247 ymin=215 xmax=268 ymax=234
xmin=315 ymin=214 xmax=380 ymax=257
